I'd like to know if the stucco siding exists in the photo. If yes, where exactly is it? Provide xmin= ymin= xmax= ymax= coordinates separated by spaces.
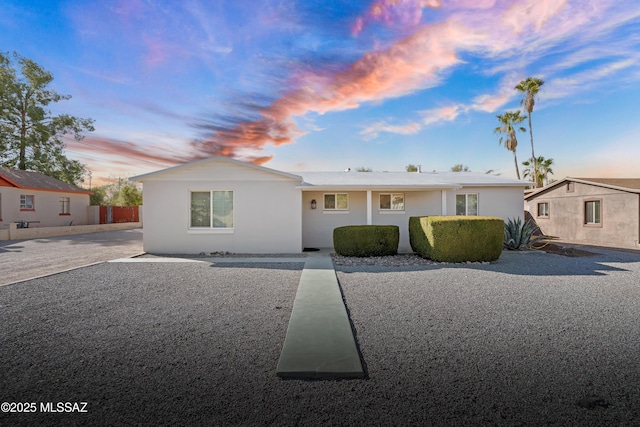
xmin=142 ymin=179 xmax=301 ymax=254
xmin=301 ymin=191 xmax=367 ymax=249
xmin=0 ymin=187 xmax=89 ymax=227
xmin=446 ymin=187 xmax=525 ymax=221
xmin=526 ymin=182 xmax=640 ymax=248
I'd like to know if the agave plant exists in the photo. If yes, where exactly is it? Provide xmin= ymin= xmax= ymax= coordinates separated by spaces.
xmin=503 ymin=217 xmax=546 ymax=250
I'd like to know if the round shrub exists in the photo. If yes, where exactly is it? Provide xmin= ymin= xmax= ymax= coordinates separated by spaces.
xmin=333 ymin=225 xmax=399 ymax=257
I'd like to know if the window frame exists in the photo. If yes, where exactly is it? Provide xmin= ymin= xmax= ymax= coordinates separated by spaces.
xmin=188 ymin=190 xmax=234 ymax=232
xmin=537 ymin=202 xmax=549 ymax=218
xmin=20 ymin=194 xmax=35 ymax=211
xmin=59 ymin=196 xmax=71 ymax=215
xmin=323 ymin=193 xmax=349 ymax=211
xmin=455 ymin=193 xmax=478 ymax=216
xmin=379 ymin=193 xmax=405 ymax=211
xmin=584 ymin=199 xmax=602 ymax=227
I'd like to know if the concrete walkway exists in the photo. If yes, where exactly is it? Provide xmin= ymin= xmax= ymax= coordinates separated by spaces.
xmin=275 ymin=251 xmax=364 ymax=379
xmin=113 ymin=250 xmax=365 ymax=379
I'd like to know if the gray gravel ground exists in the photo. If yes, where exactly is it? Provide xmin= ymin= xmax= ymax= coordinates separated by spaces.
xmin=1 ymin=248 xmax=639 ymax=426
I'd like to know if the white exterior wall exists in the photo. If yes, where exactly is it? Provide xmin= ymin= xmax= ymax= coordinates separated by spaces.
xmin=0 ymin=187 xmax=89 ymax=227
xmin=140 ymin=161 xmax=302 ymax=254
xmin=301 ymin=191 xmax=367 ymax=249
xmin=301 ymin=190 xmax=442 ymax=251
xmin=446 ymin=187 xmax=525 ymax=221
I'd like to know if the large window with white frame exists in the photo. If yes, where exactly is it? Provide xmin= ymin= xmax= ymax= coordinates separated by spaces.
xmin=324 ymin=193 xmax=348 ymax=210
xmin=190 ymin=191 xmax=233 ymax=228
xmin=456 ymin=193 xmax=478 ymax=216
xmin=379 ymin=193 xmax=404 ymax=211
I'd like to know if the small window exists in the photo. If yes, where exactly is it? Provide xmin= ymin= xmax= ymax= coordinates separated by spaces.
xmin=379 ymin=193 xmax=404 ymax=210
xmin=585 ymin=200 xmax=601 ymax=225
xmin=324 ymin=193 xmax=348 ymax=210
xmin=537 ymin=202 xmax=549 ymax=218
xmin=190 ymin=190 xmax=233 ymax=228
xmin=456 ymin=194 xmax=478 ymax=216
xmin=60 ymin=197 xmax=71 ymax=215
xmin=20 ymin=195 xmax=34 ymax=210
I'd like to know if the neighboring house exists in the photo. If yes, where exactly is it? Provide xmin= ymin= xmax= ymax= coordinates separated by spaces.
xmin=0 ymin=166 xmax=92 ymax=228
xmin=525 ymin=178 xmax=640 ymax=249
xmin=132 ymin=157 xmax=529 ymax=254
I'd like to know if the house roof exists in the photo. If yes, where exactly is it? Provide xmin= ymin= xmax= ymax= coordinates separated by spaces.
xmin=525 ymin=177 xmax=640 ymax=199
xmin=296 ymin=171 xmax=529 ymax=190
xmin=0 ymin=166 xmax=91 ymax=194
xmin=130 ymin=156 xmax=302 ymax=181
xmin=132 ymin=157 xmax=530 ymax=189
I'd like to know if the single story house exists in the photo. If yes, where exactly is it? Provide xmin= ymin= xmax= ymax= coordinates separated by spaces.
xmin=132 ymin=157 xmax=529 ymax=254
xmin=525 ymin=177 xmax=640 ymax=249
xmin=0 ymin=166 xmax=92 ymax=228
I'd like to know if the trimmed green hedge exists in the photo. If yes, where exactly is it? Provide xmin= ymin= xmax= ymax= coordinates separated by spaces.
xmin=409 ymin=216 xmax=503 ymax=262
xmin=333 ymin=225 xmax=399 ymax=257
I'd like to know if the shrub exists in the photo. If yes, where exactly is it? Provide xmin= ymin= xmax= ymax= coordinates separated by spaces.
xmin=504 ymin=217 xmax=546 ymax=250
xmin=409 ymin=216 xmax=503 ymax=262
xmin=333 ymin=225 xmax=399 ymax=257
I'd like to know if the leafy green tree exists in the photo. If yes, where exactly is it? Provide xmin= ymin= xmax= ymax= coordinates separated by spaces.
xmin=450 ymin=164 xmax=470 ymax=172
xmin=405 ymin=164 xmax=419 ymax=172
xmin=0 ymin=52 xmax=94 ymax=185
xmin=356 ymin=166 xmax=372 ymax=172
xmin=112 ymin=183 xmax=143 ymax=206
xmin=494 ymin=110 xmax=526 ymax=179
xmin=515 ymin=77 xmax=544 ymax=183
xmin=523 ymin=156 xmax=554 ymax=187
xmin=89 ymin=186 xmax=108 ymax=205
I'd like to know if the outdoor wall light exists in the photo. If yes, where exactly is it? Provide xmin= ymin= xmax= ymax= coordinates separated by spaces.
xmin=311 ymin=199 xmax=317 ymax=209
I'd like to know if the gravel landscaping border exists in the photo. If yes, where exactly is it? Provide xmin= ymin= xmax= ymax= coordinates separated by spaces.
xmin=1 ymin=248 xmax=639 ymax=426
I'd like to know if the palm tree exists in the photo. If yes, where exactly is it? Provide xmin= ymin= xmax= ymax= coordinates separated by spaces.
xmin=522 ymin=156 xmax=554 ymax=187
xmin=494 ymin=111 xmax=526 ymax=179
xmin=515 ymin=77 xmax=544 ymax=183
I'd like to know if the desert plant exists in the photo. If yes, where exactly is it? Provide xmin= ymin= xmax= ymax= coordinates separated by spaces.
xmin=503 ymin=217 xmax=546 ymax=250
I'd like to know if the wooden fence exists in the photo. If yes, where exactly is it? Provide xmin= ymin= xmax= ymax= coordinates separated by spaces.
xmin=100 ymin=206 xmax=140 ymax=224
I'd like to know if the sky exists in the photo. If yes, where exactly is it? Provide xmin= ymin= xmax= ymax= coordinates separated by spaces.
xmin=1 ymin=0 xmax=639 ymax=186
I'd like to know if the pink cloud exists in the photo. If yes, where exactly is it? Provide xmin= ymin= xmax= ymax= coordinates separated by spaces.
xmin=352 ymin=0 xmax=441 ymax=36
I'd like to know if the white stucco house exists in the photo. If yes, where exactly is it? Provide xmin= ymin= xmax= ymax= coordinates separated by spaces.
xmin=131 ymin=157 xmax=529 ymax=254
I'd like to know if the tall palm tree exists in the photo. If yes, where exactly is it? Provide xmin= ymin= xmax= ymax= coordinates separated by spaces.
xmin=515 ymin=77 xmax=544 ymax=183
xmin=494 ymin=111 xmax=526 ymax=179
xmin=522 ymin=156 xmax=554 ymax=187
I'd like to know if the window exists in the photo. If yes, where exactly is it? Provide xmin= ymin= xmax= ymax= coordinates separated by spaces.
xmin=585 ymin=200 xmax=601 ymax=225
xmin=60 ymin=197 xmax=70 ymax=215
xmin=190 ymin=191 xmax=233 ymax=228
xmin=456 ymin=194 xmax=478 ymax=216
xmin=324 ymin=193 xmax=348 ymax=210
xmin=379 ymin=193 xmax=404 ymax=210
xmin=20 ymin=194 xmax=34 ymax=210
xmin=537 ymin=202 xmax=549 ymax=218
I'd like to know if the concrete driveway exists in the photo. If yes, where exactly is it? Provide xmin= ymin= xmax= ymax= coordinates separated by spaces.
xmin=0 ymin=228 xmax=143 ymax=286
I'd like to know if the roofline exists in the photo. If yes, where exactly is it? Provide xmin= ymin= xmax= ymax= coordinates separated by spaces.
xmin=297 ymin=184 xmax=461 ymax=191
xmin=5 ymin=185 xmax=93 ymax=195
xmin=525 ymin=177 xmax=640 ymax=199
xmin=131 ymin=157 xmax=303 ymax=182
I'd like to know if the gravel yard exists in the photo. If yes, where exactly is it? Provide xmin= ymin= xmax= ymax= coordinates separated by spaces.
xmin=1 ymin=248 xmax=639 ymax=426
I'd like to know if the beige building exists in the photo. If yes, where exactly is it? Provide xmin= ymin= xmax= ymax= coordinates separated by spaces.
xmin=0 ymin=167 xmax=92 ymax=228
xmin=525 ymin=178 xmax=640 ymax=249
xmin=133 ymin=157 xmax=529 ymax=254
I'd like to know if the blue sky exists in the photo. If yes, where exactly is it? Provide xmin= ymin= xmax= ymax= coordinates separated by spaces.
xmin=2 ymin=0 xmax=639 ymax=185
